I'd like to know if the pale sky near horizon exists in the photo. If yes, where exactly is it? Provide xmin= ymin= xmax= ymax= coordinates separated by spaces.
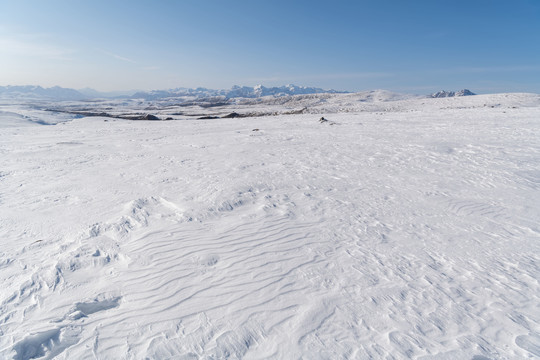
xmin=1 ymin=0 xmax=539 ymax=94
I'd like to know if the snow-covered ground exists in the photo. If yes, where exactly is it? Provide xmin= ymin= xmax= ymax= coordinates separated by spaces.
xmin=1 ymin=93 xmax=539 ymax=359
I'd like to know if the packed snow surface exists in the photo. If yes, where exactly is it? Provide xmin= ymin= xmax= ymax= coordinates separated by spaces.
xmin=0 ymin=93 xmax=539 ymax=359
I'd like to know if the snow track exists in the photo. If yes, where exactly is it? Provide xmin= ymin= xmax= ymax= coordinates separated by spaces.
xmin=1 ymin=95 xmax=539 ymax=359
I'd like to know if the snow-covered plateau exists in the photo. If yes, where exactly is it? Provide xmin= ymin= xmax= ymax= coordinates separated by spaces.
xmin=0 ymin=92 xmax=539 ymax=359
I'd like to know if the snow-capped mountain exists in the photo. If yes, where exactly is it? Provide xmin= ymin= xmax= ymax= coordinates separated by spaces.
xmin=226 ymin=84 xmax=346 ymax=98
xmin=430 ymin=89 xmax=476 ymax=98
xmin=131 ymin=84 xmax=346 ymax=100
xmin=0 ymin=84 xmax=344 ymax=101
xmin=0 ymin=85 xmax=86 ymax=100
xmin=1 ymin=84 xmax=480 ymax=102
xmin=77 ymin=88 xmax=138 ymax=99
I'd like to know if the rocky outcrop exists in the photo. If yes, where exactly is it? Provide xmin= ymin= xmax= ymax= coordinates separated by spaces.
xmin=430 ymin=89 xmax=476 ymax=98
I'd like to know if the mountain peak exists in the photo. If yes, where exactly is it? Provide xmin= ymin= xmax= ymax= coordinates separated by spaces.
xmin=430 ymin=89 xmax=476 ymax=98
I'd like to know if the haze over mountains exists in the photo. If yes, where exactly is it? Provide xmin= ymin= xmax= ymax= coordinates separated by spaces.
xmin=0 ymin=85 xmax=86 ymax=101
xmin=0 ymin=84 xmax=476 ymax=101
xmin=131 ymin=84 xmax=347 ymax=100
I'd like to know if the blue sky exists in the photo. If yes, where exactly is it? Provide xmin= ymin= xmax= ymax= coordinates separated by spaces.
xmin=1 ymin=0 xmax=539 ymax=93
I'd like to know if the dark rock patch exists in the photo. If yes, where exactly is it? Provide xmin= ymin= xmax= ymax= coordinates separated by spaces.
xmin=222 ymin=112 xmax=242 ymax=118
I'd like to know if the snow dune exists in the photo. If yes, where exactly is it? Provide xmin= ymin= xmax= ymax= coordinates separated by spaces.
xmin=0 ymin=94 xmax=539 ymax=359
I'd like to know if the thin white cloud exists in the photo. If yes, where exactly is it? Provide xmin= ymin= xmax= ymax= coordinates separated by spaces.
xmin=98 ymin=49 xmax=137 ymax=64
xmin=0 ymin=35 xmax=73 ymax=60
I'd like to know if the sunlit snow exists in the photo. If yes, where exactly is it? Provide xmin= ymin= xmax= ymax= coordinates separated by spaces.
xmin=1 ymin=92 xmax=539 ymax=359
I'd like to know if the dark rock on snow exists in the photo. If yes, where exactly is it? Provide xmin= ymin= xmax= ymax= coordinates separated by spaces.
xmin=430 ymin=89 xmax=476 ymax=98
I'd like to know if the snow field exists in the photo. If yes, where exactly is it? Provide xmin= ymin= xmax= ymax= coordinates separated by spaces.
xmin=0 ymin=96 xmax=539 ymax=359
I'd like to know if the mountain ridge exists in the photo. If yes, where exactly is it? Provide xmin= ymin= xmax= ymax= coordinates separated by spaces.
xmin=0 ymin=85 xmax=86 ymax=101
xmin=131 ymin=84 xmax=347 ymax=100
xmin=0 ymin=84 xmax=347 ymax=101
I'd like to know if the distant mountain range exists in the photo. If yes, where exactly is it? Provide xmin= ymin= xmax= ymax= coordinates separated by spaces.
xmin=77 ymin=88 xmax=137 ymax=98
xmin=0 ymin=84 xmax=347 ymax=101
xmin=131 ymin=84 xmax=347 ymax=100
xmin=0 ymin=84 xmax=477 ymax=101
xmin=0 ymin=85 xmax=86 ymax=101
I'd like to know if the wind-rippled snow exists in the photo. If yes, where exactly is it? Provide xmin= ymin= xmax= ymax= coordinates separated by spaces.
xmin=0 ymin=94 xmax=539 ymax=359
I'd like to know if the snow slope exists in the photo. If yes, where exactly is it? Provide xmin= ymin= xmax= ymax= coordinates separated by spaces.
xmin=0 ymin=94 xmax=539 ymax=359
